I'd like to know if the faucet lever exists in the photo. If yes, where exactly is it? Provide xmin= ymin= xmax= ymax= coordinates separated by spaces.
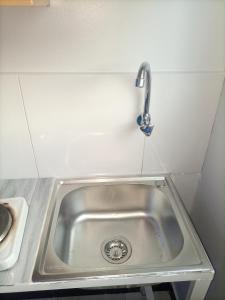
xmin=137 ymin=114 xmax=154 ymax=136
xmin=136 ymin=62 xmax=154 ymax=137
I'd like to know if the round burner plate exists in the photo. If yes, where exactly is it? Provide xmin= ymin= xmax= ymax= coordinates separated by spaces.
xmin=0 ymin=204 xmax=12 ymax=242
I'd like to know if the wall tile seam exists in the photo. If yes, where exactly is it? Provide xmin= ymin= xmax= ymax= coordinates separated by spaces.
xmin=171 ymin=172 xmax=202 ymax=209
xmin=10 ymin=72 xmax=224 ymax=179
xmin=168 ymin=172 xmax=201 ymax=176
xmin=1 ymin=71 xmax=225 ymax=76
xmin=140 ymin=137 xmax=146 ymax=175
xmin=17 ymin=75 xmax=40 ymax=178
xmin=142 ymin=140 xmax=167 ymax=175
xmin=200 ymin=76 xmax=225 ymax=176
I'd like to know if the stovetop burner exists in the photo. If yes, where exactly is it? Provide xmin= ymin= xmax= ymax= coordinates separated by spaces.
xmin=0 ymin=204 xmax=12 ymax=242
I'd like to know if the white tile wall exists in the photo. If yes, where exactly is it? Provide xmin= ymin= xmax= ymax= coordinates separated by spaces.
xmin=0 ymin=0 xmax=224 ymax=73
xmin=0 ymin=0 xmax=224 ymax=183
xmin=18 ymin=73 xmax=224 ymax=178
xmin=191 ymin=80 xmax=225 ymax=299
xmin=143 ymin=73 xmax=224 ymax=174
xmin=20 ymin=74 xmax=156 ymax=177
xmin=0 ymin=75 xmax=38 ymax=179
xmin=171 ymin=173 xmax=201 ymax=212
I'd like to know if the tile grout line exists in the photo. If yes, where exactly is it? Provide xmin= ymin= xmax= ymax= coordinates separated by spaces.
xmin=18 ymin=75 xmax=40 ymax=178
xmin=140 ymin=137 xmax=146 ymax=175
xmin=200 ymin=77 xmax=225 ymax=175
xmin=0 ymin=70 xmax=225 ymax=76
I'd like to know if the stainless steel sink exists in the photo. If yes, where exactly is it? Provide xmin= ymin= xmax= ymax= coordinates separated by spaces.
xmin=33 ymin=177 xmax=205 ymax=282
xmin=54 ymin=184 xmax=183 ymax=269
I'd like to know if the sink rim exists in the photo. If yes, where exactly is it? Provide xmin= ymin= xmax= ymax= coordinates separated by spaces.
xmin=33 ymin=176 xmax=212 ymax=282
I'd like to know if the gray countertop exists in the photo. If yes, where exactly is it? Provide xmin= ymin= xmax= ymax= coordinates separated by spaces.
xmin=0 ymin=177 xmax=214 ymax=295
xmin=0 ymin=178 xmax=54 ymax=292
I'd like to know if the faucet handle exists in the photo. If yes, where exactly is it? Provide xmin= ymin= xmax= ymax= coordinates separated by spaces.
xmin=140 ymin=124 xmax=154 ymax=136
xmin=137 ymin=114 xmax=154 ymax=136
xmin=137 ymin=113 xmax=151 ymax=126
xmin=137 ymin=114 xmax=143 ymax=126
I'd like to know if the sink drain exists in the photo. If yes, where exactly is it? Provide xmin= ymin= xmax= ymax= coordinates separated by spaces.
xmin=101 ymin=236 xmax=132 ymax=264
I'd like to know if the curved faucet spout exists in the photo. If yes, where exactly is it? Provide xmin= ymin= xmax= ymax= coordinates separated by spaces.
xmin=136 ymin=62 xmax=154 ymax=136
xmin=136 ymin=62 xmax=151 ymax=114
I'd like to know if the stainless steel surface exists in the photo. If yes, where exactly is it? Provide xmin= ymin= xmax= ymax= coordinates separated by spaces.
xmin=53 ymin=184 xmax=183 ymax=269
xmin=0 ymin=204 xmax=12 ymax=242
xmin=33 ymin=176 xmax=209 ymax=283
xmin=101 ymin=236 xmax=132 ymax=264
xmin=136 ymin=62 xmax=154 ymax=136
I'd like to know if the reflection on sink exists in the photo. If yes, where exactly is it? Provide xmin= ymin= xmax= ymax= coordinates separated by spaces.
xmin=34 ymin=177 xmax=202 ymax=282
xmin=54 ymin=184 xmax=183 ymax=270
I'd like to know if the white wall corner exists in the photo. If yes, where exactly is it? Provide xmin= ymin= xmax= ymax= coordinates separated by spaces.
xmin=171 ymin=173 xmax=201 ymax=213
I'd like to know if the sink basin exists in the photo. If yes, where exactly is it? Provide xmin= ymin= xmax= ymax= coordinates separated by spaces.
xmin=34 ymin=177 xmax=203 ymax=282
xmin=54 ymin=184 xmax=183 ymax=270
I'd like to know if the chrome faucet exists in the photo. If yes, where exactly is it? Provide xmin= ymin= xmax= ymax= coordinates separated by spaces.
xmin=136 ymin=62 xmax=154 ymax=136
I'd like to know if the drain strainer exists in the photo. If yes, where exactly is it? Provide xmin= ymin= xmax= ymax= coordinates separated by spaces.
xmin=101 ymin=236 xmax=132 ymax=264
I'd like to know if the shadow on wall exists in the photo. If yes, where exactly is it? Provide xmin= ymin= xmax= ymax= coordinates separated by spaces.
xmin=191 ymin=79 xmax=225 ymax=300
